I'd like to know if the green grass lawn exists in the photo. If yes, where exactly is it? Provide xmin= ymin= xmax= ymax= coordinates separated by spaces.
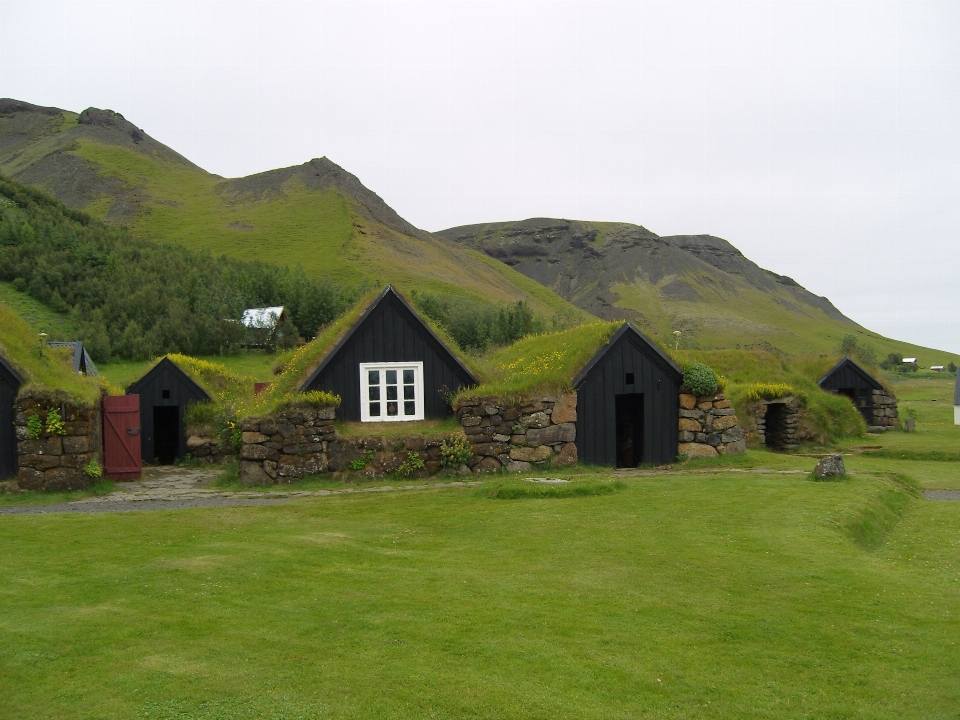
xmin=1 ymin=470 xmax=958 ymax=719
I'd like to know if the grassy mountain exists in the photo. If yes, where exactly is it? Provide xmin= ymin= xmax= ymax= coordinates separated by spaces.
xmin=437 ymin=218 xmax=954 ymax=364
xmin=0 ymin=99 xmax=582 ymax=322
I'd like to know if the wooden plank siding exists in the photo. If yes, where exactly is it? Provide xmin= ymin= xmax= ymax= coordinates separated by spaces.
xmin=574 ymin=325 xmax=681 ymax=467
xmin=301 ymin=288 xmax=476 ymax=422
xmin=127 ymin=358 xmax=210 ymax=463
xmin=0 ymin=356 xmax=23 ymax=479
xmin=817 ymin=357 xmax=882 ymax=424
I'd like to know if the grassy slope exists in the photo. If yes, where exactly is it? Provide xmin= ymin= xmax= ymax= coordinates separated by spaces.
xmin=611 ymin=269 xmax=958 ymax=366
xmin=0 ymin=470 xmax=958 ymax=718
xmin=64 ymin=142 xmax=585 ymax=321
xmin=0 ymin=281 xmax=79 ymax=340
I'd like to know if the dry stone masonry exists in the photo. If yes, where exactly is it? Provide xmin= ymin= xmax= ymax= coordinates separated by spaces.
xmin=677 ymin=392 xmax=746 ymax=458
xmin=754 ymin=398 xmax=801 ymax=451
xmin=238 ymin=406 xmax=337 ymax=485
xmin=455 ymin=394 xmax=578 ymax=473
xmin=869 ymin=388 xmax=899 ymax=432
xmin=14 ymin=398 xmax=103 ymax=491
xmin=237 ymin=405 xmax=462 ymax=485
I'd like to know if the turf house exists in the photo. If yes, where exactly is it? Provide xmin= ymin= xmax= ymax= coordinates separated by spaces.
xmin=128 ymin=357 xmax=211 ymax=464
xmin=0 ymin=354 xmax=23 ymax=480
xmin=0 ymin=305 xmax=105 ymax=489
xmin=573 ymin=323 xmax=683 ymax=467
xmin=300 ymin=285 xmax=478 ymax=422
xmin=47 ymin=341 xmax=99 ymax=377
xmin=817 ymin=356 xmax=884 ymax=425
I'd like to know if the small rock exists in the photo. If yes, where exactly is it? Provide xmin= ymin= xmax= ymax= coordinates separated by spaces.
xmin=813 ymin=454 xmax=845 ymax=479
xmin=505 ymin=460 xmax=532 ymax=473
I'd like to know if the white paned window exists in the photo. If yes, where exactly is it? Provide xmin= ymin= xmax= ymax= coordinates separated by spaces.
xmin=359 ymin=362 xmax=424 ymax=422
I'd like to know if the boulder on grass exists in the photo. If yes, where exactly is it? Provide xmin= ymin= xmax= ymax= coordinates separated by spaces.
xmin=813 ymin=454 xmax=845 ymax=479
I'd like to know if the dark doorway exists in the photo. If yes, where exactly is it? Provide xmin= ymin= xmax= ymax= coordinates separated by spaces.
xmin=152 ymin=406 xmax=180 ymax=464
xmin=764 ymin=403 xmax=788 ymax=450
xmin=615 ymin=394 xmax=644 ymax=468
xmin=0 ymin=394 xmax=15 ymax=479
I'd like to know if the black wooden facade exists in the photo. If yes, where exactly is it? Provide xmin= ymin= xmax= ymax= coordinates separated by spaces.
xmin=300 ymin=286 xmax=477 ymax=421
xmin=0 ymin=355 xmax=23 ymax=479
xmin=127 ymin=357 xmax=210 ymax=464
xmin=817 ymin=356 xmax=882 ymax=424
xmin=573 ymin=323 xmax=682 ymax=468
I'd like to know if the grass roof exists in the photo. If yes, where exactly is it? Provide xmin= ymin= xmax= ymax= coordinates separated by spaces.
xmin=459 ymin=321 xmax=623 ymax=401
xmin=0 ymin=304 xmax=101 ymax=405
xmin=244 ymin=288 xmax=483 ymax=417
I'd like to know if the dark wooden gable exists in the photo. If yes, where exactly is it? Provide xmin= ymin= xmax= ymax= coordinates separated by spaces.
xmin=0 ymin=355 xmax=24 ymax=479
xmin=300 ymin=286 xmax=477 ymax=421
xmin=127 ymin=357 xmax=210 ymax=462
xmin=573 ymin=323 xmax=683 ymax=467
xmin=817 ymin=357 xmax=882 ymax=393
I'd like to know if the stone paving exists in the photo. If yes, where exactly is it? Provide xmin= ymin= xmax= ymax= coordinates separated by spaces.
xmin=0 ymin=466 xmax=482 ymax=515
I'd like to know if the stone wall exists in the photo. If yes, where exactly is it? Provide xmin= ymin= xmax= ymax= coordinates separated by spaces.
xmin=185 ymin=426 xmax=231 ymax=465
xmin=13 ymin=398 xmax=103 ymax=492
xmin=869 ymin=389 xmax=899 ymax=432
xmin=238 ymin=406 xmax=337 ymax=484
xmin=237 ymin=404 xmax=464 ymax=485
xmin=678 ymin=392 xmax=746 ymax=458
xmin=455 ymin=394 xmax=578 ymax=473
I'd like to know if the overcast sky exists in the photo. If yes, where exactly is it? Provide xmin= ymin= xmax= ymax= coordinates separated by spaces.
xmin=2 ymin=1 xmax=958 ymax=353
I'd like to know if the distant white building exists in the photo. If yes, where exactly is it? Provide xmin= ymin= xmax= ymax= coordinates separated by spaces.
xmin=955 ymin=368 xmax=960 ymax=426
xmin=240 ymin=306 xmax=298 ymax=349
xmin=241 ymin=306 xmax=285 ymax=331
xmin=903 ymin=357 xmax=917 ymax=364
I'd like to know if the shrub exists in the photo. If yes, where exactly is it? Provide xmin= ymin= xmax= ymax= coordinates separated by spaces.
xmin=83 ymin=459 xmax=103 ymax=479
xmin=26 ymin=414 xmax=42 ymax=439
xmin=440 ymin=432 xmax=472 ymax=468
xmin=683 ymin=363 xmax=719 ymax=397
xmin=397 ymin=451 xmax=426 ymax=477
xmin=744 ymin=382 xmax=794 ymax=401
xmin=44 ymin=408 xmax=66 ymax=436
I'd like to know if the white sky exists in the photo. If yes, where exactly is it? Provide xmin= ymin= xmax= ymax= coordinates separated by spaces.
xmin=2 ymin=1 xmax=958 ymax=354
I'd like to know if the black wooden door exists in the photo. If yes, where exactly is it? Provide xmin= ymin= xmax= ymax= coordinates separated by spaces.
xmin=615 ymin=394 xmax=644 ymax=468
xmin=0 ymin=382 xmax=16 ymax=479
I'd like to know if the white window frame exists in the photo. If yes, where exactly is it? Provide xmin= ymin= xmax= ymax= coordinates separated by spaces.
xmin=359 ymin=362 xmax=425 ymax=422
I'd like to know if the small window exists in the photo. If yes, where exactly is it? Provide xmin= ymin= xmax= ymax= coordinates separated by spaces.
xmin=625 ymin=373 xmax=635 ymax=385
xmin=162 ymin=389 xmax=171 ymax=399
xmin=359 ymin=362 xmax=424 ymax=422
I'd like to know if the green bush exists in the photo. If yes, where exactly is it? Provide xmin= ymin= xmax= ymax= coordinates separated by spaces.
xmin=83 ymin=459 xmax=103 ymax=479
xmin=439 ymin=432 xmax=472 ymax=468
xmin=744 ymin=382 xmax=794 ymax=401
xmin=44 ymin=408 xmax=66 ymax=436
xmin=26 ymin=414 xmax=42 ymax=439
xmin=397 ymin=451 xmax=426 ymax=477
xmin=683 ymin=363 xmax=719 ymax=397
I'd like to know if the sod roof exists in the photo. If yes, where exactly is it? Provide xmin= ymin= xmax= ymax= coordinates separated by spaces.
xmin=459 ymin=321 xmax=627 ymax=400
xmin=0 ymin=304 xmax=102 ymax=404
xmin=248 ymin=286 xmax=480 ymax=416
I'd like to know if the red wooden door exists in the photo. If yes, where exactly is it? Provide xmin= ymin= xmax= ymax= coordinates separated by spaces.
xmin=103 ymin=395 xmax=142 ymax=480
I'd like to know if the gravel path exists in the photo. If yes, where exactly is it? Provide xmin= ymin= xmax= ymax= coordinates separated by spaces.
xmin=922 ymin=490 xmax=960 ymax=501
xmin=0 ymin=466 xmax=481 ymax=515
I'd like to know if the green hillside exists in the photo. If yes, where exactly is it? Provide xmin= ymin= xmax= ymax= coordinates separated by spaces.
xmin=0 ymin=101 xmax=585 ymax=323
xmin=439 ymin=220 xmax=959 ymax=366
